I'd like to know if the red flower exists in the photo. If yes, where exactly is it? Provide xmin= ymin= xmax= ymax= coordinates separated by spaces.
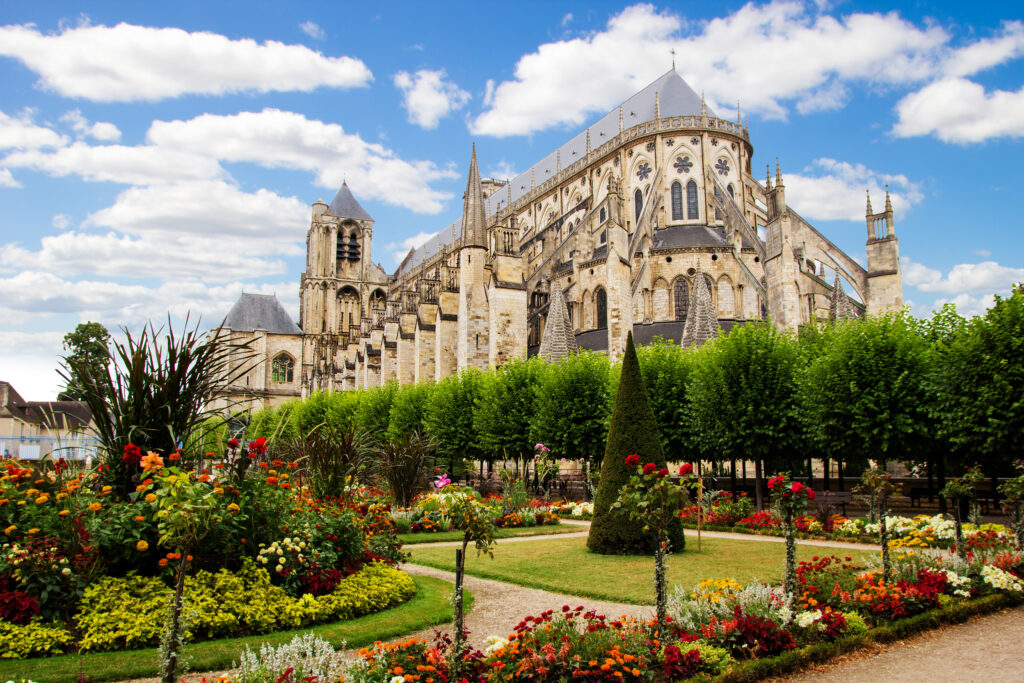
xmin=266 ymin=476 xmax=278 ymax=485
xmin=227 ymin=438 xmax=239 ymax=449
xmin=642 ymin=462 xmax=657 ymax=475
xmin=791 ymin=481 xmax=805 ymax=494
xmin=767 ymin=475 xmax=785 ymax=489
xmin=122 ymin=443 xmax=143 ymax=465
xmin=657 ymin=467 xmax=669 ymax=478
xmin=624 ymin=454 xmax=640 ymax=467
xmin=807 ymin=488 xmax=816 ymax=500
xmin=679 ymin=463 xmax=694 ymax=476
xmin=249 ymin=437 xmax=268 ymax=456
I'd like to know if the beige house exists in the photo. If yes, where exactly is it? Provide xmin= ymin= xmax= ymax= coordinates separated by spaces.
xmin=218 ymin=70 xmax=903 ymax=406
xmin=0 ymin=381 xmax=95 ymax=461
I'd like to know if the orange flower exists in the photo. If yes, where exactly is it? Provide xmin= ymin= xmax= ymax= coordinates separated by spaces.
xmin=281 ymin=482 xmax=291 ymax=490
xmin=88 ymin=502 xmax=101 ymax=512
xmin=266 ymin=476 xmax=278 ymax=485
xmin=168 ymin=452 xmax=181 ymax=461
xmin=141 ymin=452 xmax=164 ymax=472
xmin=145 ymin=493 xmax=157 ymax=503
xmin=136 ymin=540 xmax=149 ymax=552
xmin=198 ymin=474 xmax=211 ymax=483
xmin=158 ymin=558 xmax=168 ymax=567
xmin=136 ymin=483 xmax=149 ymax=492
xmin=287 ymin=462 xmax=298 ymax=468
xmin=134 ymin=515 xmax=146 ymax=522
xmin=59 ymin=509 xmax=70 ymax=516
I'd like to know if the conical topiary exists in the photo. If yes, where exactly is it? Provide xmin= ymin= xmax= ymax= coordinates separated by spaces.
xmin=587 ymin=332 xmax=685 ymax=554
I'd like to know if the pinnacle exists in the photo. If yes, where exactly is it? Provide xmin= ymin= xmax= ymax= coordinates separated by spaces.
xmin=829 ymin=272 xmax=856 ymax=322
xmin=538 ymin=284 xmax=578 ymax=363
xmin=462 ymin=144 xmax=487 ymax=248
xmin=680 ymin=268 xmax=720 ymax=348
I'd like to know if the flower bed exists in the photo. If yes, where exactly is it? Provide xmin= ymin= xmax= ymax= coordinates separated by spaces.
xmin=392 ymin=485 xmax=561 ymax=534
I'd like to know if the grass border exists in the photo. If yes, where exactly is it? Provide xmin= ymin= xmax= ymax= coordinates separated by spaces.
xmin=710 ymin=592 xmax=1024 ymax=682
xmin=0 ymin=574 xmax=471 ymax=683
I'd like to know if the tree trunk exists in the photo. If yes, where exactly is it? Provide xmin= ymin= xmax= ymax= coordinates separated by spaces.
xmin=937 ymin=458 xmax=947 ymax=514
xmin=654 ymin=539 xmax=667 ymax=632
xmin=837 ymin=459 xmax=845 ymax=492
xmin=730 ymin=460 xmax=736 ymax=494
xmin=880 ymin=507 xmax=891 ymax=583
xmin=754 ymin=459 xmax=764 ymax=511
xmin=784 ymin=511 xmax=796 ymax=597
xmin=453 ymin=544 xmax=466 ymax=670
xmin=953 ymin=500 xmax=965 ymax=560
xmin=161 ymin=553 xmax=189 ymax=683
xmin=823 ymin=457 xmax=831 ymax=492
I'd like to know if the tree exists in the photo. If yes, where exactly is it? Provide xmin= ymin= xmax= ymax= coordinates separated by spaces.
xmin=800 ymin=313 xmax=930 ymax=483
xmin=387 ymin=382 xmax=434 ymax=442
xmin=689 ymin=323 xmax=802 ymax=510
xmin=588 ymin=332 xmax=684 ymax=555
xmin=59 ymin=321 xmax=111 ymax=400
xmin=530 ymin=351 xmax=612 ymax=464
xmin=636 ymin=338 xmax=698 ymax=461
xmin=931 ymin=285 xmax=1024 ymax=479
xmin=474 ymin=357 xmax=545 ymax=472
xmin=424 ymin=368 xmax=485 ymax=477
xmin=355 ymin=381 xmax=398 ymax=443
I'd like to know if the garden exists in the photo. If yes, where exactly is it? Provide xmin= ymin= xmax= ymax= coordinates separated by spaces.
xmin=1 ymin=287 xmax=1023 ymax=681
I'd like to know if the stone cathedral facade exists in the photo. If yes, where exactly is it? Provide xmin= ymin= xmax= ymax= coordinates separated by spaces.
xmin=217 ymin=70 xmax=903 ymax=411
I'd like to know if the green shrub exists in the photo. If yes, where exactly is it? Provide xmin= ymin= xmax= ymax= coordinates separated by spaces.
xmin=0 ymin=620 xmax=74 ymax=659
xmin=690 ymin=641 xmax=733 ymax=675
xmin=842 ymin=611 xmax=869 ymax=636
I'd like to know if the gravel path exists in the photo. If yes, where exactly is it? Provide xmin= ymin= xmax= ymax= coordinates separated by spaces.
xmin=780 ymin=604 xmax=1024 ymax=682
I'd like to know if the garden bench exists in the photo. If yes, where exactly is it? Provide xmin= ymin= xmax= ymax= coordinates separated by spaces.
xmin=817 ymin=490 xmax=853 ymax=516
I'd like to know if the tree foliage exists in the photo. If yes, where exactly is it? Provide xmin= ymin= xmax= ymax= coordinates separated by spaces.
xmin=474 ymin=357 xmax=545 ymax=465
xmin=387 ymin=382 xmax=434 ymax=442
xmin=423 ymin=368 xmax=485 ymax=475
xmin=530 ymin=351 xmax=612 ymax=463
xmin=636 ymin=338 xmax=697 ymax=461
xmin=355 ymin=381 xmax=398 ymax=443
xmin=59 ymin=321 xmax=111 ymax=401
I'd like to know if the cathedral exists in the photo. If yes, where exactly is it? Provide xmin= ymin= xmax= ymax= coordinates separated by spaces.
xmin=216 ymin=70 xmax=903 ymax=411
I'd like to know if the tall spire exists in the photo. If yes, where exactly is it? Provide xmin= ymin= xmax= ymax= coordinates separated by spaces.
xmin=766 ymin=164 xmax=772 ymax=191
xmin=865 ymin=189 xmax=873 ymax=216
xmin=829 ymin=272 xmax=856 ymax=322
xmin=538 ymin=284 xmax=578 ymax=363
xmin=680 ymin=268 xmax=720 ymax=348
xmin=775 ymin=158 xmax=784 ymax=187
xmin=462 ymin=144 xmax=487 ymax=248
xmin=884 ymin=184 xmax=893 ymax=213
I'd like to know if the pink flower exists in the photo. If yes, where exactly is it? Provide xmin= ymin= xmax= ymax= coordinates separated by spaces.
xmin=679 ymin=463 xmax=694 ymax=476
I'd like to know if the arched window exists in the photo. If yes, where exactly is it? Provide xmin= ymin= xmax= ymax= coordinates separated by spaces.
xmin=599 ymin=229 xmax=607 ymax=244
xmin=671 ymin=181 xmax=683 ymax=220
xmin=599 ymin=207 xmax=607 ymax=223
xmin=686 ymin=180 xmax=699 ymax=220
xmin=595 ymin=288 xmax=608 ymax=329
xmin=674 ymin=278 xmax=690 ymax=320
xmin=634 ymin=189 xmax=643 ymax=223
xmin=727 ymin=183 xmax=735 ymax=199
xmin=271 ymin=354 xmax=294 ymax=383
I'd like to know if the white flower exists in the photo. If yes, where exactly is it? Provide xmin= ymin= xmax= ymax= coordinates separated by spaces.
xmin=391 ymin=677 xmax=405 ymax=683
xmin=484 ymin=635 xmax=508 ymax=656
xmin=981 ymin=565 xmax=1024 ymax=592
xmin=795 ymin=610 xmax=822 ymax=629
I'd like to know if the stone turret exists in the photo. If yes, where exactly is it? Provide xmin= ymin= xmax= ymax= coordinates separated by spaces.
xmin=457 ymin=145 xmax=490 ymax=370
xmin=865 ymin=186 xmax=903 ymax=315
xmin=680 ymin=268 xmax=720 ymax=348
xmin=538 ymin=284 xmax=578 ymax=362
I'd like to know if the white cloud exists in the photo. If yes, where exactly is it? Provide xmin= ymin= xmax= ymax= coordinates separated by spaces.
xmin=486 ymin=160 xmax=519 ymax=179
xmin=0 ymin=22 xmax=372 ymax=102
xmin=901 ymin=257 xmax=1024 ymax=295
xmin=0 ymin=109 xmax=68 ymax=150
xmin=942 ymin=20 xmax=1024 ymax=78
xmin=384 ymin=231 xmax=437 ymax=265
xmin=51 ymin=213 xmax=70 ymax=229
xmin=393 ymin=69 xmax=471 ymax=130
xmin=892 ymin=78 xmax=1024 ymax=143
xmin=60 ymin=109 xmax=121 ymax=142
xmin=561 ymin=13 xmax=574 ymax=27
xmin=147 ymin=108 xmax=456 ymax=213
xmin=0 ymin=168 xmax=20 ymax=188
xmin=0 ymin=332 xmax=66 ymax=400
xmin=931 ymin=292 xmax=998 ymax=317
xmin=974 ymin=249 xmax=992 ymax=257
xmin=2 ymin=142 xmax=224 ymax=185
xmin=471 ymin=2 xmax=949 ymax=136
xmin=783 ymin=158 xmax=922 ymax=221
xmin=299 ymin=21 xmax=325 ymax=40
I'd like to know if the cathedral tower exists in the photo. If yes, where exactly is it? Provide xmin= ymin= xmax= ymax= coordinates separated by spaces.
xmin=456 ymin=145 xmax=490 ymax=370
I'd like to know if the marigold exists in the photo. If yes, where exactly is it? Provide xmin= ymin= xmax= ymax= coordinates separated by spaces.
xmin=198 ymin=474 xmax=211 ymax=483
xmin=145 ymin=493 xmax=157 ymax=503
xmin=27 ymin=528 xmax=39 ymax=535
xmin=266 ymin=476 xmax=279 ymax=485
xmin=134 ymin=515 xmax=146 ymax=522
xmin=59 ymin=509 xmax=70 ymax=516
xmin=88 ymin=502 xmax=102 ymax=511
xmin=168 ymin=452 xmax=181 ymax=461
xmin=35 ymin=495 xmax=48 ymax=504
xmin=158 ymin=558 xmax=168 ymax=567
xmin=136 ymin=540 xmax=149 ymax=552
xmin=227 ymin=503 xmax=240 ymax=513
xmin=213 ymin=487 xmax=224 ymax=495
xmin=3 ymin=525 xmax=15 ymax=535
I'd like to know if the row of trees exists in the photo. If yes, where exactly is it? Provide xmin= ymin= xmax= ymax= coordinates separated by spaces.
xmin=244 ymin=286 xmax=1024 ymax=506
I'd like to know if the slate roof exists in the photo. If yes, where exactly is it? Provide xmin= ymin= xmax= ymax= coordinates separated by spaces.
xmin=651 ymin=224 xmax=754 ymax=250
xmin=0 ymin=382 xmax=91 ymax=428
xmin=397 ymin=70 xmax=713 ymax=277
xmin=223 ymin=293 xmax=302 ymax=335
xmin=328 ymin=181 xmax=373 ymax=222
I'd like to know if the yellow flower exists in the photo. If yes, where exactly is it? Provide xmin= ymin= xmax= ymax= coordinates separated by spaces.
xmin=4 ymin=525 xmax=16 ymax=535
xmin=59 ymin=509 xmax=70 ymax=516
xmin=27 ymin=528 xmax=39 ymax=535
xmin=88 ymin=502 xmax=102 ymax=512
xmin=227 ymin=503 xmax=240 ymax=514
xmin=35 ymin=495 xmax=48 ymax=504
xmin=56 ymin=492 xmax=68 ymax=500
xmin=16 ymin=500 xmax=26 ymax=506
xmin=101 ymin=485 xmax=112 ymax=493
xmin=213 ymin=487 xmax=224 ymax=495
xmin=25 ymin=488 xmax=39 ymax=497
xmin=136 ymin=540 xmax=149 ymax=552
xmin=145 ymin=493 xmax=157 ymax=503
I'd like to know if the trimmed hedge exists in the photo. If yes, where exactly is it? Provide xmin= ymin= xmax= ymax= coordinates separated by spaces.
xmin=712 ymin=592 xmax=1024 ymax=682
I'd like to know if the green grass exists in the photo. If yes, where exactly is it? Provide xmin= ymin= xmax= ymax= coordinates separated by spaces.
xmin=0 ymin=575 xmax=468 ymax=683
xmin=409 ymin=535 xmax=874 ymax=605
xmin=398 ymin=522 xmax=579 ymax=545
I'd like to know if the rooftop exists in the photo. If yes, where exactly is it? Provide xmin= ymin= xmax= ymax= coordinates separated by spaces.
xmin=223 ymin=293 xmax=302 ymax=335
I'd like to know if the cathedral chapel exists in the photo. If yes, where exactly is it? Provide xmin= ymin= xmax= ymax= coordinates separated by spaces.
xmin=215 ymin=70 xmax=903 ymax=411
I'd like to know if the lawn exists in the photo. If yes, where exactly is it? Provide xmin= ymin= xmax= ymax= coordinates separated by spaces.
xmin=398 ymin=522 xmax=579 ymax=545
xmin=0 ymin=575 xmax=467 ymax=683
xmin=409 ymin=535 xmax=874 ymax=605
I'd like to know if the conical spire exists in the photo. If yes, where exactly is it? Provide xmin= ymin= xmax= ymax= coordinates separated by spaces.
xmin=680 ymin=268 xmax=720 ymax=348
xmin=866 ymin=188 xmax=873 ymax=215
xmin=884 ymin=184 xmax=893 ymax=213
xmin=538 ymin=284 xmax=578 ymax=363
xmin=462 ymin=144 xmax=487 ymax=248
xmin=775 ymin=158 xmax=784 ymax=187
xmin=328 ymin=180 xmax=373 ymax=221
xmin=829 ymin=271 xmax=856 ymax=322
xmin=765 ymin=164 xmax=772 ymax=191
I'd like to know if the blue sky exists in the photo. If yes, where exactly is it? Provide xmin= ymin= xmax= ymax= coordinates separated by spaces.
xmin=2 ymin=1 xmax=1023 ymax=399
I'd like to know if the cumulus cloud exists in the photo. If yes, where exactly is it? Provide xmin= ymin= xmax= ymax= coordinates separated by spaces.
xmin=471 ymin=2 xmax=949 ymax=136
xmin=486 ymin=160 xmax=519 ymax=180
xmin=60 ymin=109 xmax=121 ymax=142
xmin=901 ymin=257 xmax=1024 ymax=295
xmin=0 ymin=169 xmax=20 ymax=188
xmin=393 ymin=69 xmax=471 ymax=129
xmin=0 ymin=109 xmax=68 ymax=150
xmin=0 ymin=22 xmax=372 ymax=101
xmin=384 ymin=231 xmax=437 ymax=265
xmin=299 ymin=21 xmax=325 ymax=40
xmin=147 ymin=108 xmax=456 ymax=213
xmin=2 ymin=142 xmax=224 ymax=185
xmin=783 ymin=158 xmax=922 ymax=222
xmin=892 ymin=78 xmax=1024 ymax=143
